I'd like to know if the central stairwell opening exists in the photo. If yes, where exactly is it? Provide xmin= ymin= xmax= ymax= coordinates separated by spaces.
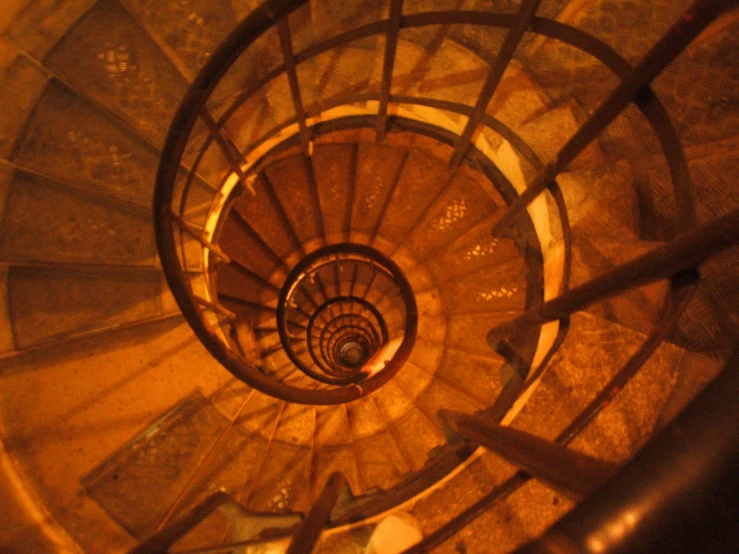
xmin=0 ymin=0 xmax=737 ymax=552
xmin=145 ymin=0 xmax=738 ymax=551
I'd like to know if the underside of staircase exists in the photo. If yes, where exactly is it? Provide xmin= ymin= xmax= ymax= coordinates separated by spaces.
xmin=0 ymin=0 xmax=737 ymax=553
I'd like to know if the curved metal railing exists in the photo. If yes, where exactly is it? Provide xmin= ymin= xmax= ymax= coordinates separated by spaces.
xmin=275 ymin=243 xmax=416 ymax=386
xmin=152 ymin=0 xmax=737 ymax=550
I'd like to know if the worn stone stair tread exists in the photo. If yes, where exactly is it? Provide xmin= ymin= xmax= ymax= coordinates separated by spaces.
xmin=436 ymin=255 xmax=527 ymax=315
xmin=403 ymin=168 xmax=503 ymax=263
xmin=434 ymin=348 xmax=506 ymax=409
xmin=445 ymin=311 xmax=523 ymax=357
xmin=310 ymin=406 xmax=364 ymax=496
xmin=312 ymin=143 xmax=356 ymax=242
xmin=246 ymin=440 xmax=313 ymax=513
xmin=219 ymin=296 xmax=277 ymax=330
xmin=307 ymin=0 xmax=383 ymax=47
xmin=375 ymin=148 xmax=454 ymax=246
xmin=570 ymin=237 xmax=668 ymax=335
xmin=369 ymin=379 xmax=447 ymax=472
xmin=217 ymin=215 xmax=287 ymax=283
xmin=239 ymin=402 xmax=313 ymax=513
xmin=409 ymin=456 xmax=520 ymax=551
xmin=218 ymin=88 xmax=283 ymax=151
xmin=431 ymin=473 xmax=571 ymax=554
xmin=82 ymin=389 xmax=234 ymax=540
xmin=233 ymin=391 xmax=284 ymax=438
xmin=485 ymin=59 xmax=552 ymax=133
xmin=263 ymin=154 xmax=324 ymax=248
xmin=5 ymin=0 xmax=96 ymax=60
xmin=43 ymin=0 xmax=188 ymax=147
xmin=11 ymin=79 xmax=159 ymax=208
xmin=510 ymin=311 xmax=684 ymax=463
xmin=298 ymin=44 xmax=381 ymax=112
xmin=349 ymin=142 xmax=408 ymax=242
xmin=0 ymin=168 xmax=157 ymax=267
xmin=556 ymin=163 xmax=640 ymax=240
xmin=394 ymin=35 xmax=490 ymax=109
xmin=421 ymin=217 xmax=521 ymax=287
xmin=229 ymin=173 xmax=305 ymax=263
xmin=0 ymin=46 xmax=49 ymax=159
xmin=518 ymin=34 xmax=621 ymax=116
xmin=0 ymin=317 xmax=235 ymax=552
xmin=7 ymin=264 xmax=167 ymax=349
xmin=118 ymin=0 xmax=237 ymax=82
xmin=345 ymin=398 xmax=415 ymax=492
xmin=216 ymin=261 xmax=280 ymax=307
xmin=410 ymin=361 xmax=488 ymax=413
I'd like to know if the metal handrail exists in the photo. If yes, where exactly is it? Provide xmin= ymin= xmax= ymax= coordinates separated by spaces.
xmin=156 ymin=0 xmax=716 ymax=403
xmin=150 ymin=0 xmax=737 ymax=550
xmin=516 ymin=346 xmax=739 ymax=554
xmin=155 ymin=0 xmax=589 ymax=405
xmin=404 ymin=275 xmax=699 ymax=552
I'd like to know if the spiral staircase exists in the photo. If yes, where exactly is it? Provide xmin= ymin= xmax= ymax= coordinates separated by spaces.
xmin=1 ymin=0 xmax=738 ymax=552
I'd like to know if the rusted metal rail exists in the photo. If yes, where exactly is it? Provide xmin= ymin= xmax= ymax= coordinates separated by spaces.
xmin=449 ymin=0 xmax=542 ymax=168
xmin=487 ymin=208 xmax=738 ymax=345
xmin=516 ymin=347 xmax=739 ymax=554
xmin=376 ymin=0 xmax=404 ymax=138
xmin=440 ymin=411 xmax=618 ymax=498
xmin=285 ymin=473 xmax=346 ymax=554
xmin=404 ymin=279 xmax=697 ymax=552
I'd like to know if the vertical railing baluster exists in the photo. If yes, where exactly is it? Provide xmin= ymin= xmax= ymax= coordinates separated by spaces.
xmin=286 ymin=473 xmax=346 ymax=554
xmin=171 ymin=213 xmax=232 ymax=263
xmin=487 ymin=208 xmax=738 ymax=344
xmin=278 ymin=17 xmax=310 ymax=149
xmin=199 ymin=108 xmax=248 ymax=183
xmin=448 ymin=0 xmax=543 ymax=168
xmin=439 ymin=411 xmax=618 ymax=498
xmin=376 ymin=0 xmax=404 ymax=139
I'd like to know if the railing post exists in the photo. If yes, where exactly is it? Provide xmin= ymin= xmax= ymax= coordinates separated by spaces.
xmin=286 ymin=473 xmax=346 ymax=554
xmin=376 ymin=0 xmax=404 ymax=139
xmin=449 ymin=0 xmax=542 ymax=168
xmin=278 ymin=16 xmax=310 ymax=149
xmin=487 ymin=208 xmax=738 ymax=344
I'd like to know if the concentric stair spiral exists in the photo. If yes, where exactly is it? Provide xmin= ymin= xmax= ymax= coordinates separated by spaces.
xmin=0 ymin=0 xmax=737 ymax=553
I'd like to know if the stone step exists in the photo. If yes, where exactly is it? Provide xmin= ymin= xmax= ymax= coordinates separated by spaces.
xmin=0 ymin=41 xmax=49 ymax=159
xmin=311 ymin=406 xmax=364 ymax=496
xmin=0 ymin=317 xmax=238 ymax=552
xmin=375 ymin=148 xmax=455 ymax=247
xmin=6 ymin=264 xmax=167 ymax=349
xmin=263 ymin=154 xmax=325 ymax=250
xmin=117 ymin=0 xmax=237 ymax=82
xmin=350 ymin=142 xmax=409 ymax=243
xmin=0 ymin=166 xmax=156 ymax=267
xmin=404 ymin=166 xmax=503 ymax=262
xmin=43 ymin=0 xmax=188 ymax=147
xmin=511 ymin=311 xmax=685 ymax=461
xmin=5 ymin=0 xmax=96 ymax=62
xmin=228 ymin=173 xmax=304 ymax=265
xmin=312 ymin=143 xmax=356 ymax=243
xmin=11 ymin=79 xmax=159 ymax=208
xmin=516 ymin=103 xmax=606 ymax=171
